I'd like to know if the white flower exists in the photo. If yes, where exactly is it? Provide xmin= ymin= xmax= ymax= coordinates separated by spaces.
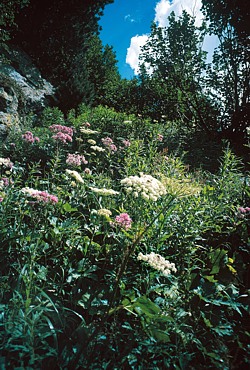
xmin=121 ymin=173 xmax=166 ymax=201
xmin=0 ymin=157 xmax=13 ymax=168
xmin=21 ymin=187 xmax=36 ymax=195
xmin=138 ymin=252 xmax=177 ymax=276
xmin=89 ymin=187 xmax=119 ymax=196
xmin=66 ymin=169 xmax=84 ymax=184
xmin=87 ymin=139 xmax=96 ymax=145
xmin=96 ymin=208 xmax=112 ymax=217
xmin=80 ymin=128 xmax=99 ymax=135
xmin=90 ymin=145 xmax=105 ymax=152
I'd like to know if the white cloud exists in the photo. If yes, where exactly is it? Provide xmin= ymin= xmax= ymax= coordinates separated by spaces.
xmin=124 ymin=14 xmax=136 ymax=23
xmin=155 ymin=0 xmax=203 ymax=27
xmin=126 ymin=0 xmax=219 ymax=75
xmin=126 ymin=35 xmax=149 ymax=75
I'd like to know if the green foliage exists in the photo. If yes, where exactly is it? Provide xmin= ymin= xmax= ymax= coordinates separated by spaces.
xmin=0 ymin=105 xmax=249 ymax=368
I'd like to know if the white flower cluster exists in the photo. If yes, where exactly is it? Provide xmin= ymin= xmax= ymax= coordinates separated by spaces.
xmin=96 ymin=208 xmax=112 ymax=217
xmin=89 ymin=187 xmax=119 ymax=196
xmin=0 ymin=157 xmax=13 ymax=168
xmin=90 ymin=145 xmax=105 ymax=152
xmin=80 ymin=128 xmax=99 ymax=135
xmin=137 ymin=252 xmax=177 ymax=277
xmin=66 ymin=169 xmax=84 ymax=184
xmin=121 ymin=173 xmax=166 ymax=201
xmin=87 ymin=139 xmax=96 ymax=145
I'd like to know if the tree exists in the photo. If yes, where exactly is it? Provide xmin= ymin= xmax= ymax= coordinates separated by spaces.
xmin=202 ymin=0 xmax=250 ymax=140
xmin=137 ymin=11 xmax=217 ymax=131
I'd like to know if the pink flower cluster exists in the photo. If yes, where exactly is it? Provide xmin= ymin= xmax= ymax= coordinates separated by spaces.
xmin=30 ymin=190 xmax=58 ymax=203
xmin=22 ymin=131 xmax=40 ymax=144
xmin=157 ymin=134 xmax=164 ymax=142
xmin=1 ymin=177 xmax=10 ymax=186
xmin=122 ymin=139 xmax=131 ymax=147
xmin=52 ymin=132 xmax=72 ymax=143
xmin=238 ymin=206 xmax=250 ymax=213
xmin=50 ymin=125 xmax=73 ymax=143
xmin=82 ymin=121 xmax=91 ymax=127
xmin=101 ymin=137 xmax=117 ymax=152
xmin=113 ymin=213 xmax=132 ymax=230
xmin=66 ymin=153 xmax=88 ymax=166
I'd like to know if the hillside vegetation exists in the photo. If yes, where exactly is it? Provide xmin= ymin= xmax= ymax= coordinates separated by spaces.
xmin=0 ymin=0 xmax=249 ymax=369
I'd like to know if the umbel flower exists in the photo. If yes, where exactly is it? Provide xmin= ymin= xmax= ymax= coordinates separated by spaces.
xmin=66 ymin=169 xmax=84 ymax=184
xmin=137 ymin=252 xmax=177 ymax=276
xmin=90 ymin=145 xmax=105 ymax=152
xmin=96 ymin=208 xmax=112 ymax=217
xmin=89 ymin=187 xmax=119 ymax=196
xmin=121 ymin=173 xmax=166 ymax=201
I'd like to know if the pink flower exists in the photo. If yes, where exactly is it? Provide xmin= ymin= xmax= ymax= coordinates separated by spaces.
xmin=32 ymin=190 xmax=58 ymax=203
xmin=238 ymin=206 xmax=250 ymax=213
xmin=122 ymin=139 xmax=131 ymax=147
xmin=22 ymin=188 xmax=58 ymax=203
xmin=157 ymin=134 xmax=164 ymax=142
xmin=82 ymin=122 xmax=91 ymax=127
xmin=52 ymin=132 xmax=72 ymax=143
xmin=49 ymin=125 xmax=73 ymax=137
xmin=66 ymin=153 xmax=88 ymax=166
xmin=1 ymin=177 xmax=9 ymax=186
xmin=0 ymin=197 xmax=3 ymax=202
xmin=113 ymin=213 xmax=132 ymax=230
xmin=101 ymin=137 xmax=117 ymax=152
xmin=22 ymin=131 xmax=40 ymax=144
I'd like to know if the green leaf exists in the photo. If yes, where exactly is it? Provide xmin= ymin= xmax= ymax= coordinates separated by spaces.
xmin=149 ymin=327 xmax=170 ymax=343
xmin=63 ymin=202 xmax=77 ymax=212
xmin=133 ymin=296 xmax=161 ymax=317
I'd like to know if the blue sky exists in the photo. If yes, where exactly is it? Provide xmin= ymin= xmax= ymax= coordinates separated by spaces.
xmin=99 ymin=0 xmax=218 ymax=79
xmin=99 ymin=0 xmax=158 ymax=79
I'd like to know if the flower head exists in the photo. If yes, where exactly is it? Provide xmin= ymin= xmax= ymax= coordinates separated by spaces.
xmin=157 ymin=134 xmax=164 ymax=142
xmin=52 ymin=132 xmax=72 ymax=143
xmin=122 ymin=139 xmax=131 ymax=147
xmin=113 ymin=213 xmax=132 ymax=230
xmin=90 ymin=145 xmax=105 ymax=152
xmin=66 ymin=153 xmax=88 ymax=166
xmin=22 ymin=131 xmax=40 ymax=143
xmin=49 ymin=125 xmax=73 ymax=137
xmin=80 ymin=128 xmax=99 ymax=135
xmin=66 ymin=169 xmax=84 ymax=184
xmin=97 ymin=208 xmax=112 ymax=217
xmin=137 ymin=252 xmax=176 ymax=276
xmin=89 ymin=187 xmax=119 ymax=196
xmin=0 ymin=157 xmax=13 ymax=169
xmin=121 ymin=173 xmax=166 ymax=201
xmin=21 ymin=187 xmax=58 ymax=203
xmin=101 ymin=137 xmax=117 ymax=152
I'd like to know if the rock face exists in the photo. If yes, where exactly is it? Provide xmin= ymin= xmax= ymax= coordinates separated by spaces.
xmin=0 ymin=45 xmax=56 ymax=136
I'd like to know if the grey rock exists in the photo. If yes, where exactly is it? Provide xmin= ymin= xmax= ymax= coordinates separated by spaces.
xmin=0 ymin=45 xmax=56 ymax=131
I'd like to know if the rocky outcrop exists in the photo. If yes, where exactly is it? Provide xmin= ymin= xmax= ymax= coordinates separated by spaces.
xmin=0 ymin=45 xmax=56 ymax=136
